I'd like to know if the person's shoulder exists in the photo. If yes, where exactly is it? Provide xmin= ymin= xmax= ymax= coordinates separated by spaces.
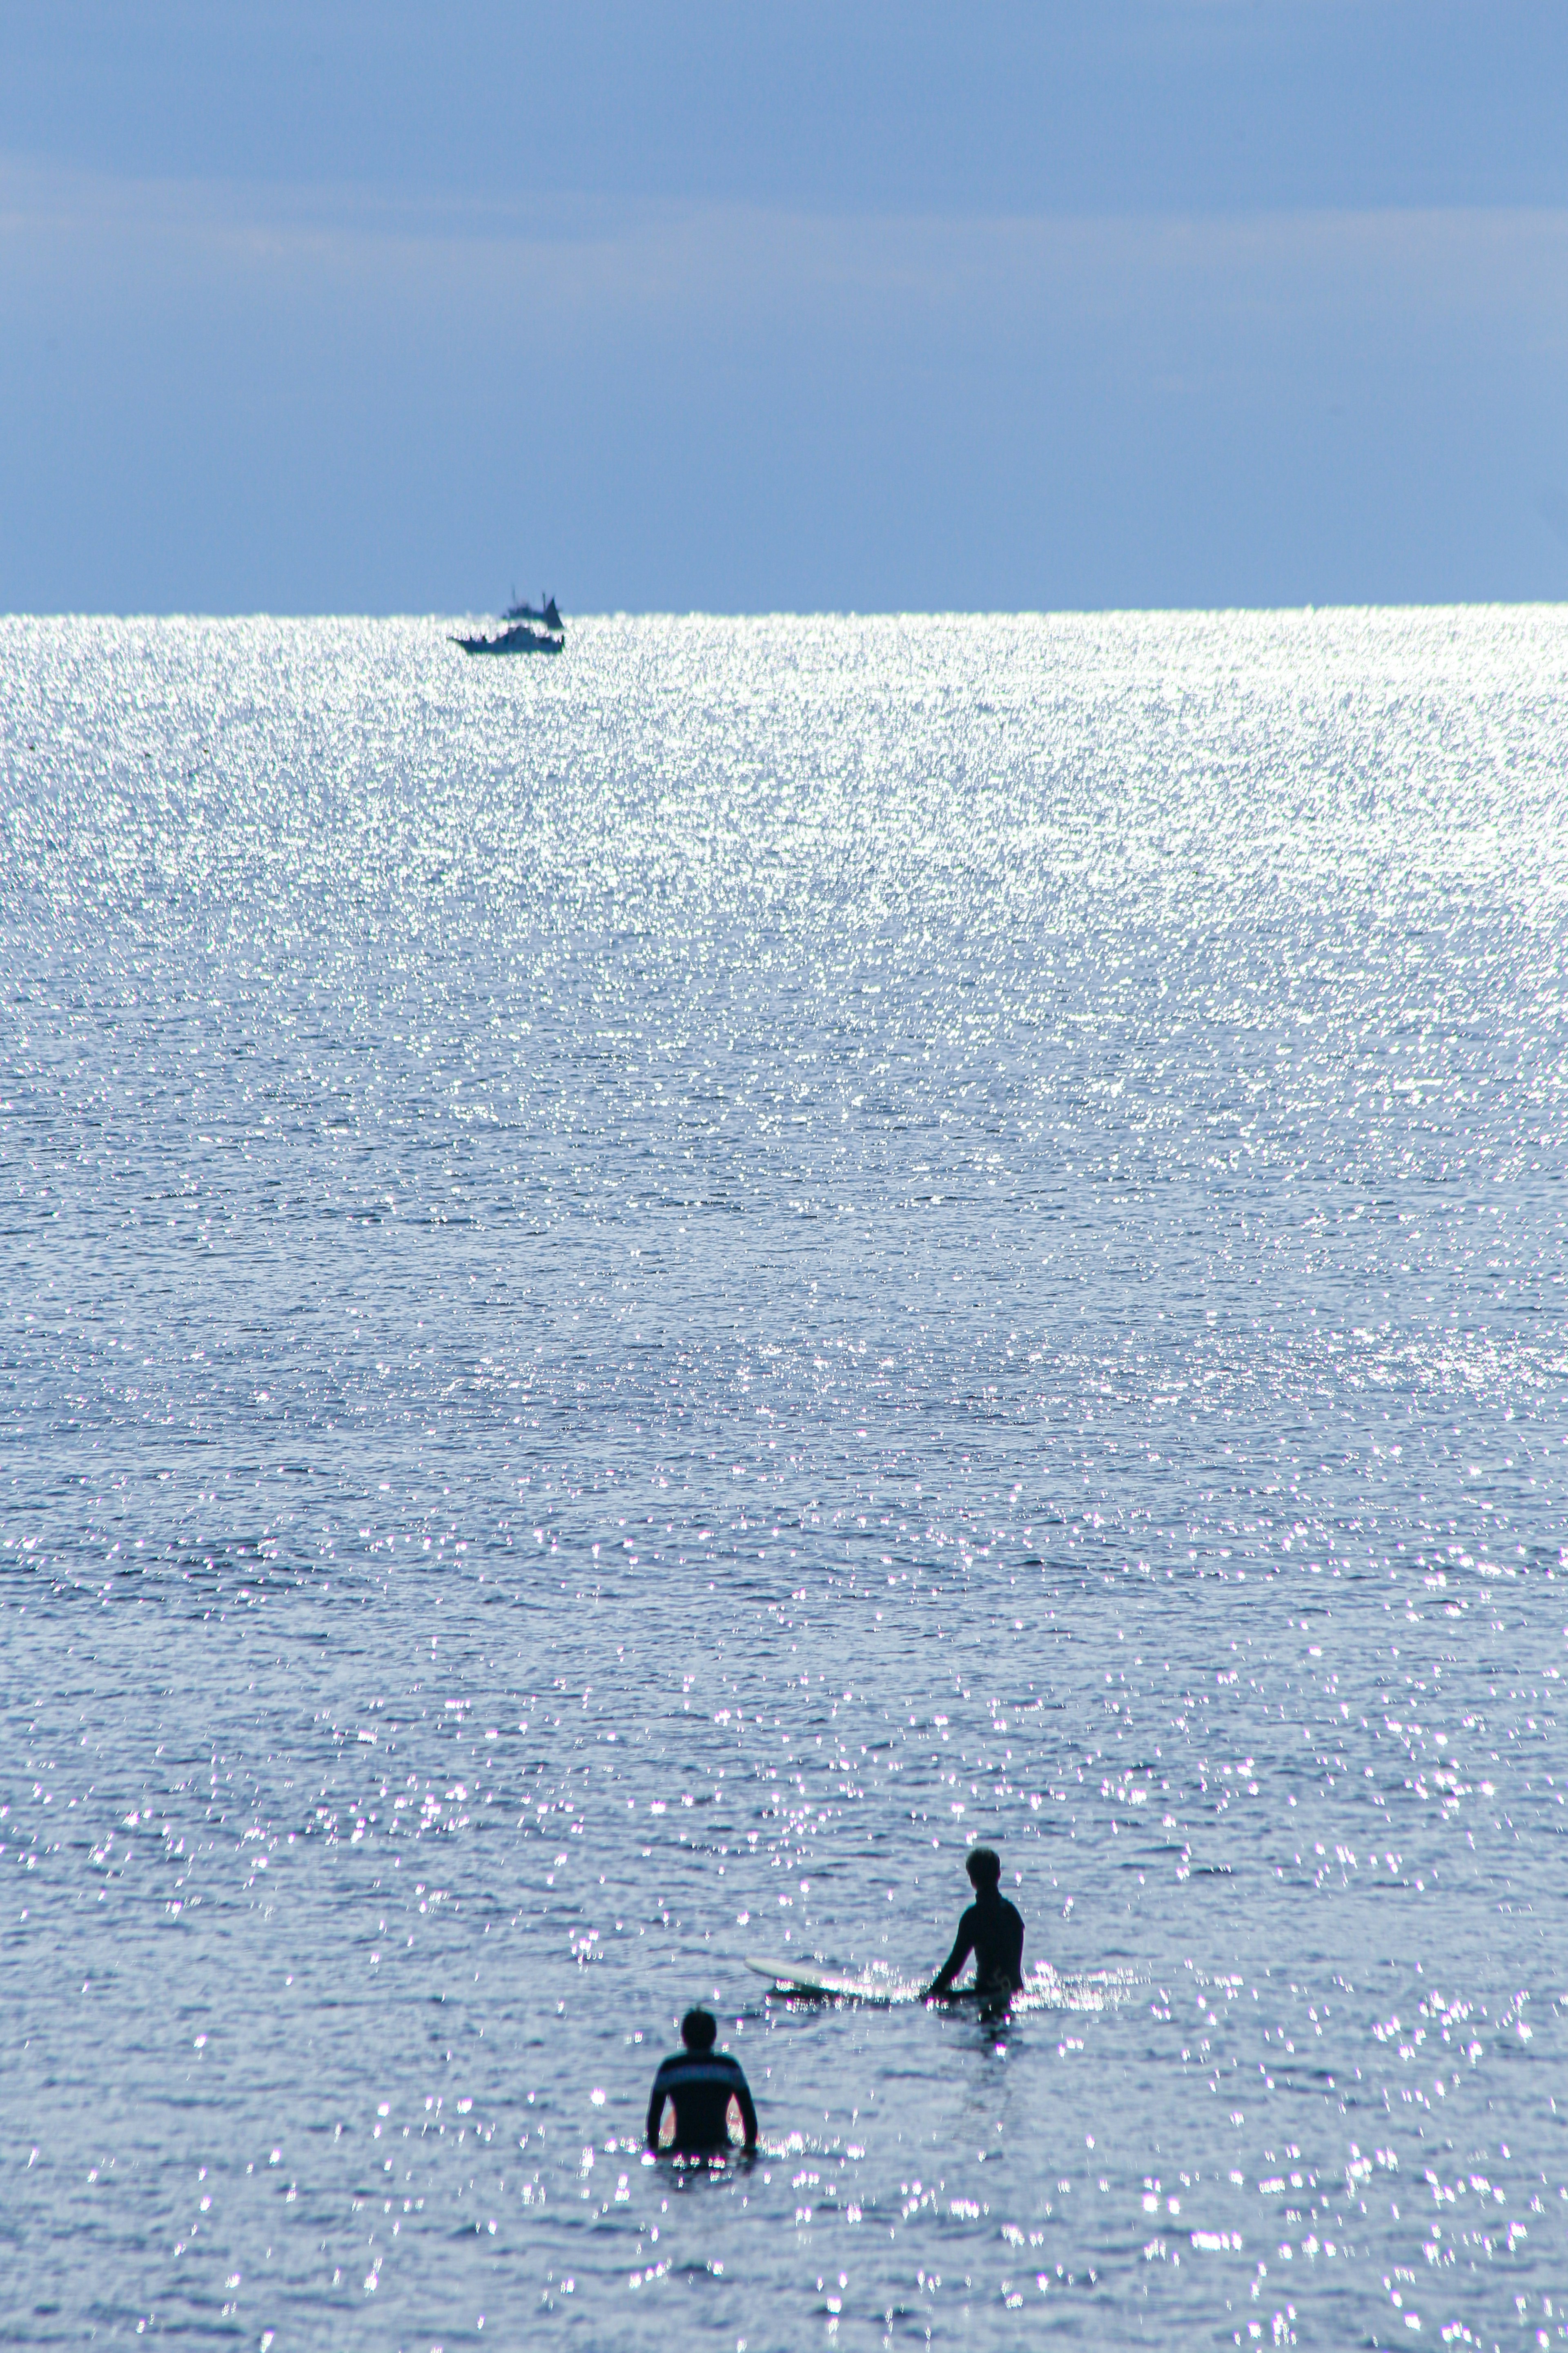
xmin=653 ymin=2047 xmax=744 ymax=2077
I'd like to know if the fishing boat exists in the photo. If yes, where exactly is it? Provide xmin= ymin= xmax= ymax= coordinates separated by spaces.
xmin=452 ymin=594 xmax=564 ymax=656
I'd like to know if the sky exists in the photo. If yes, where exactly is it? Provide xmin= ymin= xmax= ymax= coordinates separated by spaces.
xmin=2 ymin=2 xmax=1566 ymax=613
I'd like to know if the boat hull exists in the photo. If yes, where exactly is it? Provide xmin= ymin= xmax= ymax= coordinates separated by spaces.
xmin=452 ymin=627 xmax=564 ymax=656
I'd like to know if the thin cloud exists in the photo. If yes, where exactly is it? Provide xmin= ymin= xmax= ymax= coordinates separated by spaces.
xmin=4 ymin=155 xmax=1567 ymax=336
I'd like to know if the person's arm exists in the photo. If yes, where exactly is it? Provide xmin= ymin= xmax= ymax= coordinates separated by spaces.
xmin=927 ymin=1911 xmax=975 ymax=1998
xmin=646 ymin=2070 xmax=668 ymax=2149
xmin=736 ymin=2074 xmax=759 ymax=2151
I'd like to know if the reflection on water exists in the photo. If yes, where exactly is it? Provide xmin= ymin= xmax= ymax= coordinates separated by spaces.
xmin=755 ymin=1963 xmax=1138 ymax=2010
xmin=1 ymin=610 xmax=1566 ymax=2348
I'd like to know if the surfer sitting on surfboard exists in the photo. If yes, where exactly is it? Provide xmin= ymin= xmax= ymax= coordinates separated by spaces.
xmin=927 ymin=1848 xmax=1025 ymax=2001
xmin=645 ymin=2008 xmax=759 ymax=2155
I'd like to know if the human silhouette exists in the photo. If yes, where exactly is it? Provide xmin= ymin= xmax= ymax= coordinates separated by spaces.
xmin=927 ymin=1848 xmax=1025 ymax=2000
xmin=645 ymin=2008 xmax=758 ymax=2155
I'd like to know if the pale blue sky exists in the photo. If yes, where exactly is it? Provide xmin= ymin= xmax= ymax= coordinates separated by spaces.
xmin=2 ymin=2 xmax=1566 ymax=612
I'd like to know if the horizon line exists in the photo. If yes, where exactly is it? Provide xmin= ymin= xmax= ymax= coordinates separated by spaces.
xmin=5 ymin=599 xmax=1567 ymax=624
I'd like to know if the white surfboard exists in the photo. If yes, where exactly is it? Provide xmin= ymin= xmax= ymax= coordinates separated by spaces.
xmin=744 ymin=1954 xmax=918 ymax=2003
xmin=746 ymin=1956 xmax=1102 ymax=2008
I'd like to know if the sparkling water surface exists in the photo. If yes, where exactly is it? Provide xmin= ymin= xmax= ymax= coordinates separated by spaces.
xmin=2 ymin=610 xmax=1566 ymax=2350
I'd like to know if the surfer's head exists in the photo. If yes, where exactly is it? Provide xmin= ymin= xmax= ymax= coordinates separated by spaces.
xmin=680 ymin=2007 xmax=718 ymax=2053
xmin=966 ymin=1847 xmax=1002 ymax=1891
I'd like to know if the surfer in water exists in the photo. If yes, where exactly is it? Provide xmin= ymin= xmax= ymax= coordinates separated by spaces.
xmin=645 ymin=2007 xmax=758 ymax=2157
xmin=927 ymin=1847 xmax=1025 ymax=2003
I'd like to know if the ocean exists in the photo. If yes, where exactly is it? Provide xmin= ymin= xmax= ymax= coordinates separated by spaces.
xmin=2 ymin=608 xmax=1565 ymax=2349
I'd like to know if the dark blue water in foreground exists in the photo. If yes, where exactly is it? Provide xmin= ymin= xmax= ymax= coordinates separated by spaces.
xmin=2 ymin=610 xmax=1566 ymax=2350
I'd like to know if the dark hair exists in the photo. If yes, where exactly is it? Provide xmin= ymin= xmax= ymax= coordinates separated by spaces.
xmin=681 ymin=2007 xmax=717 ymax=2052
xmin=966 ymin=1847 xmax=1002 ymax=1888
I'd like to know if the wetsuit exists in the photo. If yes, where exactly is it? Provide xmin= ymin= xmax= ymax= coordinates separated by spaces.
xmin=645 ymin=2047 xmax=758 ymax=2154
xmin=929 ymin=1886 xmax=1025 ymax=1998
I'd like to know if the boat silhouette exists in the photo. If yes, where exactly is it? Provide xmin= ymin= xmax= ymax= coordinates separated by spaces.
xmin=452 ymin=593 xmax=564 ymax=656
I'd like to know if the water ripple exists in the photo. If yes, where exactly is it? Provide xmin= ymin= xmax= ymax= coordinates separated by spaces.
xmin=2 ymin=610 xmax=1565 ymax=2348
